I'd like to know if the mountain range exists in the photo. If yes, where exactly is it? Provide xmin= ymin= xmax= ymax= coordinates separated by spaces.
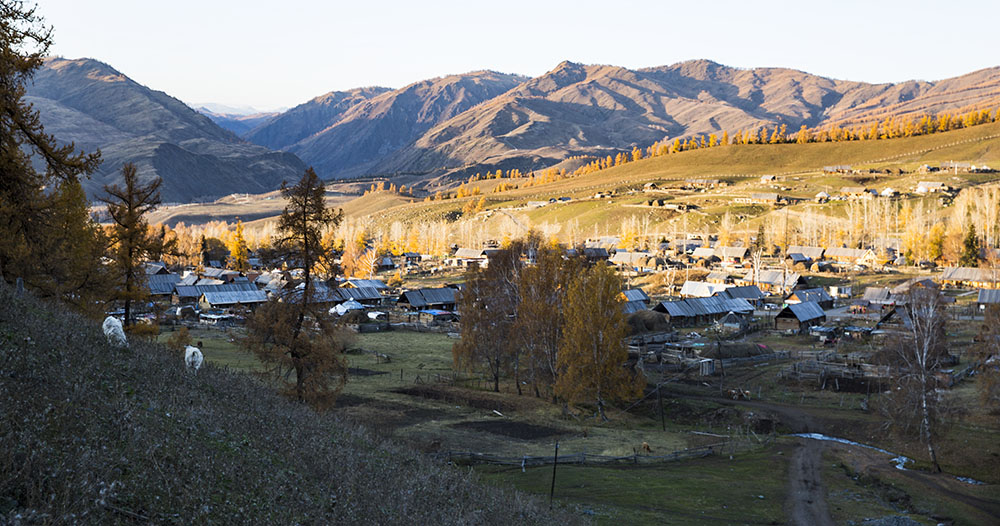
xmin=28 ymin=58 xmax=306 ymax=203
xmin=31 ymin=57 xmax=1000 ymax=203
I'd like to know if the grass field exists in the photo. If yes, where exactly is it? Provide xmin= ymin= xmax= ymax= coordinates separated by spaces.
xmin=477 ymin=449 xmax=788 ymax=526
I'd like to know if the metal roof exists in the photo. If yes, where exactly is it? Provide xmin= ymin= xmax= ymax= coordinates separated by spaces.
xmin=743 ymin=270 xmax=801 ymax=288
xmin=201 ymin=290 xmax=268 ymax=306
xmin=623 ymin=300 xmax=649 ymax=314
xmin=863 ymin=287 xmax=891 ymax=303
xmin=715 ymin=246 xmax=748 ymax=259
xmin=146 ymin=273 xmax=181 ymax=295
xmin=706 ymin=271 xmax=730 ymax=282
xmin=177 ymin=274 xmax=199 ymax=286
xmin=781 ymin=301 xmax=826 ymax=322
xmin=787 ymin=287 xmax=832 ymax=304
xmin=654 ymin=296 xmax=753 ymax=318
xmin=454 ymin=248 xmax=487 ymax=259
xmin=691 ymin=247 xmax=716 ymax=259
xmin=978 ymin=289 xmax=1000 ymax=304
xmin=610 ymin=251 xmax=651 ymax=265
xmin=400 ymin=287 xmax=457 ymax=308
xmin=621 ymin=288 xmax=650 ymax=303
xmin=175 ymin=282 xmax=258 ymax=298
xmin=720 ymin=285 xmax=765 ymax=301
xmin=344 ymin=278 xmax=388 ymax=290
xmin=941 ymin=267 xmax=1000 ymax=283
xmin=680 ymin=281 xmax=729 ymax=298
xmin=202 ymin=267 xmax=240 ymax=279
xmin=824 ymin=247 xmax=870 ymax=259
xmin=787 ymin=246 xmax=825 ymax=260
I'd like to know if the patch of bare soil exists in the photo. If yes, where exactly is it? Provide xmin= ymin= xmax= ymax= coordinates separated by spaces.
xmin=451 ymin=420 xmax=567 ymax=440
xmin=347 ymin=367 xmax=388 ymax=377
xmin=786 ymin=439 xmax=834 ymax=526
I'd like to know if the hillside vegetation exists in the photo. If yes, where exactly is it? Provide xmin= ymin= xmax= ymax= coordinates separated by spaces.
xmin=0 ymin=286 xmax=580 ymax=525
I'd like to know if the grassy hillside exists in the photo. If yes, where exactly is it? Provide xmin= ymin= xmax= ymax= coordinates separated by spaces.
xmin=0 ymin=286 xmax=582 ymax=525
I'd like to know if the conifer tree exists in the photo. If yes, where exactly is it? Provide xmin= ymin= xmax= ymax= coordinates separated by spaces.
xmin=101 ymin=163 xmax=167 ymax=326
xmin=229 ymin=220 xmax=250 ymax=272
xmin=0 ymin=1 xmax=104 ymax=304
xmin=960 ymin=223 xmax=982 ymax=267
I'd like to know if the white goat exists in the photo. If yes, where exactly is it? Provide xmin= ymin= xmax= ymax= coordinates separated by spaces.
xmin=184 ymin=345 xmax=204 ymax=372
xmin=102 ymin=316 xmax=127 ymax=347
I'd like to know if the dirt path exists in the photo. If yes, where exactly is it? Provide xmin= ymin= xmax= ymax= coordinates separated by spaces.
xmin=786 ymin=439 xmax=834 ymax=526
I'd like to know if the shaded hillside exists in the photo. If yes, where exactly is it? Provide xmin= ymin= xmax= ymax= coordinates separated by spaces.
xmin=248 ymin=72 xmax=527 ymax=178
xmin=243 ymin=86 xmax=390 ymax=150
xmin=29 ymin=58 xmax=307 ymax=202
xmin=198 ymin=108 xmax=279 ymax=136
xmin=0 ymin=285 xmax=580 ymax=525
xmin=375 ymin=60 xmax=1000 ymax=181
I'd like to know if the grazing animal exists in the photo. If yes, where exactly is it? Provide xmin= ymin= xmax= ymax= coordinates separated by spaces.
xmin=184 ymin=345 xmax=204 ymax=372
xmin=102 ymin=316 xmax=127 ymax=347
xmin=642 ymin=442 xmax=653 ymax=454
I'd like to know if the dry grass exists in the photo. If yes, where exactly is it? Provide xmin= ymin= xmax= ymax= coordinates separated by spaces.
xmin=0 ymin=286 xmax=585 ymax=525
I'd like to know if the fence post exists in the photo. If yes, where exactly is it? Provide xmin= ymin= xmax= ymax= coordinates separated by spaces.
xmin=657 ymin=385 xmax=665 ymax=431
xmin=549 ymin=441 xmax=559 ymax=507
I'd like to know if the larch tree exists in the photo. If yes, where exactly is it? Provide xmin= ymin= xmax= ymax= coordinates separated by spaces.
xmin=555 ymin=263 xmax=643 ymax=420
xmin=101 ymin=163 xmax=169 ymax=326
xmin=0 ymin=1 xmax=106 ymax=308
xmin=228 ymin=219 xmax=250 ymax=272
xmin=242 ymin=167 xmax=349 ymax=409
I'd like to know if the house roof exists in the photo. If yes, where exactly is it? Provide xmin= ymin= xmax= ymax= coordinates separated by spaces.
xmin=720 ymin=285 xmax=765 ymax=301
xmin=743 ymin=270 xmax=802 ymax=288
xmin=863 ymin=287 xmax=892 ymax=303
xmin=824 ymin=247 xmax=870 ymax=259
xmin=610 ymin=251 xmax=651 ymax=265
xmin=344 ymin=278 xmax=388 ymax=290
xmin=680 ymin=281 xmax=730 ymax=298
xmin=706 ymin=271 xmax=730 ymax=282
xmin=202 ymin=267 xmax=240 ymax=279
xmin=623 ymin=300 xmax=649 ymax=314
xmin=787 ymin=287 xmax=832 ymax=304
xmin=750 ymin=192 xmax=779 ymax=201
xmin=691 ymin=247 xmax=716 ymax=259
xmin=780 ymin=301 xmax=826 ymax=322
xmin=399 ymin=287 xmax=457 ymax=308
xmin=715 ymin=246 xmax=748 ymax=259
xmin=177 ymin=274 xmax=199 ymax=286
xmin=917 ymin=181 xmax=946 ymax=190
xmin=787 ymin=246 xmax=825 ymax=260
xmin=978 ymin=289 xmax=1000 ymax=304
xmin=654 ymin=296 xmax=754 ymax=318
xmin=201 ymin=290 xmax=268 ymax=306
xmin=146 ymin=273 xmax=181 ymax=295
xmin=175 ymin=282 xmax=258 ymax=299
xmin=621 ymin=288 xmax=650 ymax=303
xmin=454 ymin=248 xmax=487 ymax=259
xmin=144 ymin=262 xmax=170 ymax=275
xmin=941 ymin=267 xmax=1000 ymax=283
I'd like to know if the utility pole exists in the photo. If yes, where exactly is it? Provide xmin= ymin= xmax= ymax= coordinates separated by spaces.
xmin=549 ymin=441 xmax=559 ymax=507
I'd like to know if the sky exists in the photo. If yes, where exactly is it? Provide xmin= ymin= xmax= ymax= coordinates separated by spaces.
xmin=40 ymin=0 xmax=1000 ymax=112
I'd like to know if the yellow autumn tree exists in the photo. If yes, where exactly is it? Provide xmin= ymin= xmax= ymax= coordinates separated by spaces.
xmin=228 ymin=219 xmax=250 ymax=272
xmin=554 ymin=263 xmax=643 ymax=420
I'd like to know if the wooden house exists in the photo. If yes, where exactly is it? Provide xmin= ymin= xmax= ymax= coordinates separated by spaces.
xmin=774 ymin=302 xmax=826 ymax=333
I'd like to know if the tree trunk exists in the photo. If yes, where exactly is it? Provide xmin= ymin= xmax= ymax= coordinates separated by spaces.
xmin=919 ymin=379 xmax=942 ymax=472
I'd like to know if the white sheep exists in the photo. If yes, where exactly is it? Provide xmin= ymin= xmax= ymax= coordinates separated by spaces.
xmin=184 ymin=345 xmax=204 ymax=372
xmin=102 ymin=316 xmax=127 ymax=347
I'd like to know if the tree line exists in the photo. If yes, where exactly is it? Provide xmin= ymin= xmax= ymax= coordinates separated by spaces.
xmin=452 ymin=234 xmax=643 ymax=420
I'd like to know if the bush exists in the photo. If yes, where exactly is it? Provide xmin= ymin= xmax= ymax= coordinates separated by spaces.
xmin=165 ymin=326 xmax=192 ymax=351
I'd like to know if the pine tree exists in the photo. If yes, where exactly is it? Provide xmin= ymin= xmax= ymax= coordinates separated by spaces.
xmin=554 ymin=263 xmax=642 ymax=420
xmin=959 ymin=223 xmax=982 ymax=267
xmin=243 ymin=167 xmax=348 ymax=409
xmin=229 ymin=220 xmax=250 ymax=272
xmin=101 ymin=163 xmax=167 ymax=326
xmin=0 ymin=2 xmax=103 ymax=300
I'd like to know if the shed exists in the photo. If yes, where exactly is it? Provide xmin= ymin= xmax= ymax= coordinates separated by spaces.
xmin=705 ymin=271 xmax=730 ymax=284
xmin=652 ymin=297 xmax=753 ymax=326
xmin=398 ymin=287 xmax=458 ymax=310
xmin=939 ymin=267 xmax=1000 ymax=289
xmin=680 ymin=281 xmax=730 ymax=298
xmin=718 ymin=285 xmax=766 ymax=306
xmin=977 ymin=289 xmax=1000 ymax=309
xmin=774 ymin=301 xmax=826 ymax=333
xmin=786 ymin=246 xmax=825 ymax=263
xmin=146 ymin=273 xmax=181 ymax=296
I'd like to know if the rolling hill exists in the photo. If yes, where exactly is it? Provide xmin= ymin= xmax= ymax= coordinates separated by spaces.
xmin=28 ymin=58 xmax=308 ymax=202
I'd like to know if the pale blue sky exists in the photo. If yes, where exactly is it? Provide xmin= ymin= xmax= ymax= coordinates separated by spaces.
xmin=40 ymin=0 xmax=999 ymax=111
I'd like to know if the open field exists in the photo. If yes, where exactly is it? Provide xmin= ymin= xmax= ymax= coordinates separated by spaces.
xmin=168 ymin=318 xmax=1000 ymax=524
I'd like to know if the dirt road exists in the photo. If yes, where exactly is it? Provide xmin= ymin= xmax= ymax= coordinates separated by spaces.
xmin=786 ymin=439 xmax=834 ymax=526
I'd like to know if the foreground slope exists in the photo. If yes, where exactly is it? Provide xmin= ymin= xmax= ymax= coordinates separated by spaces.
xmin=0 ymin=286 xmax=578 ymax=525
xmin=29 ymin=58 xmax=307 ymax=202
